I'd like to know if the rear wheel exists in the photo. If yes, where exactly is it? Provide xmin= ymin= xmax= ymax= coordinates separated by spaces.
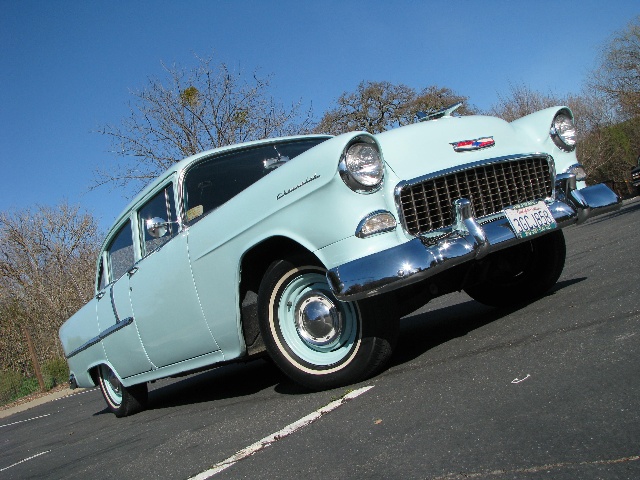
xmin=258 ymin=257 xmax=398 ymax=390
xmin=463 ymin=230 xmax=566 ymax=307
xmin=97 ymin=364 xmax=148 ymax=417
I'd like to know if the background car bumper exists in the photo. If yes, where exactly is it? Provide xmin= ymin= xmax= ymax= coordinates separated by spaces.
xmin=328 ymin=181 xmax=620 ymax=302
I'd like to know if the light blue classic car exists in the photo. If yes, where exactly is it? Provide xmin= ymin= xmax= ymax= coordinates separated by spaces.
xmin=59 ymin=104 xmax=620 ymax=416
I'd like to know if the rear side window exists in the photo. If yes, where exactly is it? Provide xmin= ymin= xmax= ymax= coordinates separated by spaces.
xmin=107 ymin=221 xmax=134 ymax=282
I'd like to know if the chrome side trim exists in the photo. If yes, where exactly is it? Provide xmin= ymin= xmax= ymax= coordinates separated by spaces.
xmin=395 ymin=153 xmax=554 ymax=197
xmin=65 ymin=316 xmax=134 ymax=359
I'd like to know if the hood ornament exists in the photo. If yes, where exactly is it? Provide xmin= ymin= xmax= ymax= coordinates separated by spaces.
xmin=416 ymin=102 xmax=463 ymax=122
xmin=450 ymin=136 xmax=495 ymax=152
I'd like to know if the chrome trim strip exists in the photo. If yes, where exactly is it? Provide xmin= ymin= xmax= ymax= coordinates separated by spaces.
xmin=338 ymin=135 xmax=384 ymax=194
xmin=550 ymin=108 xmax=576 ymax=152
xmin=65 ymin=316 xmax=134 ymax=359
xmin=395 ymin=153 xmax=554 ymax=194
xmin=109 ymin=285 xmax=120 ymax=323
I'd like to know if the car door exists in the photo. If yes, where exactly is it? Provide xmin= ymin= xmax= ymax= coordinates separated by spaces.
xmin=128 ymin=183 xmax=220 ymax=368
xmin=98 ymin=218 xmax=154 ymax=378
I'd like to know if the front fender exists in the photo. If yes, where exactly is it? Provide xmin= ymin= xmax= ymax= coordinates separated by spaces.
xmin=510 ymin=106 xmax=579 ymax=175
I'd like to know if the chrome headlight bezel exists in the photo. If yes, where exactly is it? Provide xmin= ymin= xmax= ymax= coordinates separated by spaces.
xmin=550 ymin=108 xmax=577 ymax=152
xmin=564 ymin=163 xmax=587 ymax=182
xmin=339 ymin=137 xmax=384 ymax=193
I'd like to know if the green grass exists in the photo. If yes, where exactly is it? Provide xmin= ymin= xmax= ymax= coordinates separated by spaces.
xmin=0 ymin=358 xmax=69 ymax=406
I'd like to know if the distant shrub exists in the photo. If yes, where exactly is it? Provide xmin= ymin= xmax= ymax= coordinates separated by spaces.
xmin=0 ymin=370 xmax=22 ymax=405
xmin=17 ymin=377 xmax=40 ymax=398
xmin=0 ymin=371 xmax=40 ymax=405
xmin=0 ymin=358 xmax=69 ymax=406
xmin=42 ymin=357 xmax=69 ymax=389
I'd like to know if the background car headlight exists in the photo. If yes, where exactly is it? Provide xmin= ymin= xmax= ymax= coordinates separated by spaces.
xmin=339 ymin=140 xmax=384 ymax=193
xmin=550 ymin=109 xmax=577 ymax=152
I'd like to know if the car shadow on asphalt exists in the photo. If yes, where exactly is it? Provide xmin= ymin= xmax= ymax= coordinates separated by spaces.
xmin=128 ymin=277 xmax=586 ymax=414
xmin=390 ymin=276 xmax=586 ymax=368
xmin=139 ymin=358 xmax=287 ymax=413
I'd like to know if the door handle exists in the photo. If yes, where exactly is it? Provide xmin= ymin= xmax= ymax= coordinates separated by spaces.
xmin=128 ymin=266 xmax=139 ymax=277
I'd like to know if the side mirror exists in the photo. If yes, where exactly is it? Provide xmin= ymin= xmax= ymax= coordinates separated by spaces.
xmin=146 ymin=217 xmax=169 ymax=238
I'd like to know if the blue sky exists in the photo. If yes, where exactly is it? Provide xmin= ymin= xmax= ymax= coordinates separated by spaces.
xmin=1 ymin=1 xmax=638 ymax=230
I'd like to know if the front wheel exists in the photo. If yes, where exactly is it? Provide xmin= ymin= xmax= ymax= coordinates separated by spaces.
xmin=97 ymin=364 xmax=148 ymax=417
xmin=258 ymin=257 xmax=398 ymax=390
xmin=463 ymin=230 xmax=566 ymax=307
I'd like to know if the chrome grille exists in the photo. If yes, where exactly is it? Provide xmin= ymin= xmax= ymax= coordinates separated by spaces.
xmin=398 ymin=155 xmax=553 ymax=236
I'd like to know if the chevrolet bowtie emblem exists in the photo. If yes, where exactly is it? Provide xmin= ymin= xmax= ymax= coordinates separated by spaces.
xmin=451 ymin=136 xmax=495 ymax=152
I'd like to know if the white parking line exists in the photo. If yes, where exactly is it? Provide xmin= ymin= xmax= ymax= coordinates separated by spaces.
xmin=189 ymin=385 xmax=374 ymax=479
xmin=0 ymin=413 xmax=51 ymax=429
xmin=0 ymin=451 xmax=50 ymax=472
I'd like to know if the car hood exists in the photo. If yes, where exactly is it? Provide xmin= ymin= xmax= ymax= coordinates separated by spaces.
xmin=375 ymin=115 xmax=545 ymax=182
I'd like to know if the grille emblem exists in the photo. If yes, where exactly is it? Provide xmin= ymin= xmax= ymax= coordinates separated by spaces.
xmin=451 ymin=136 xmax=495 ymax=152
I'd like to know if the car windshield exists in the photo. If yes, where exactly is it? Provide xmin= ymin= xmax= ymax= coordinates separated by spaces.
xmin=183 ymin=137 xmax=328 ymax=223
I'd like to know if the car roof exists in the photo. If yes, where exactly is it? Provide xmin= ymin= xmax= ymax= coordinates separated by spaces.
xmin=104 ymin=134 xmax=333 ymax=242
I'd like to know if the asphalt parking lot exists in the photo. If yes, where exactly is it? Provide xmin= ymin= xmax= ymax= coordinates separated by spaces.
xmin=2 ymin=198 xmax=639 ymax=479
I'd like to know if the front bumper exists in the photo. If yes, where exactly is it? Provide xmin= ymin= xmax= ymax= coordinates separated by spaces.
xmin=327 ymin=176 xmax=620 ymax=301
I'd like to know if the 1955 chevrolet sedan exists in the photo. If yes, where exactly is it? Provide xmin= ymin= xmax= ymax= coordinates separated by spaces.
xmin=60 ymin=104 xmax=620 ymax=416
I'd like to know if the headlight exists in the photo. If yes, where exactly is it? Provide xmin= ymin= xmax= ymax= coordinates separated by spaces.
xmin=339 ymin=140 xmax=384 ymax=193
xmin=550 ymin=109 xmax=577 ymax=152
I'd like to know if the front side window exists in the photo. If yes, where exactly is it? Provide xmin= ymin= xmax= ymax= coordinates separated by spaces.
xmin=107 ymin=221 xmax=134 ymax=282
xmin=138 ymin=184 xmax=177 ymax=257
xmin=183 ymin=138 xmax=328 ymax=224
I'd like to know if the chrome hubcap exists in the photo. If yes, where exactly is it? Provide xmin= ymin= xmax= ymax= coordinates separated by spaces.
xmin=295 ymin=292 xmax=343 ymax=349
xmin=108 ymin=371 xmax=122 ymax=395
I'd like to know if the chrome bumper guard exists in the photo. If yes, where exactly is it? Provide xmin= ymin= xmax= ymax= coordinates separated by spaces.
xmin=327 ymin=176 xmax=620 ymax=302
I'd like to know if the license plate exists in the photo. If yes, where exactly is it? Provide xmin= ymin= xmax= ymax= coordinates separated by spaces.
xmin=504 ymin=201 xmax=556 ymax=238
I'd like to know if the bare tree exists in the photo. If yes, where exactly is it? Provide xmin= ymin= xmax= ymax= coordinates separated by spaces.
xmin=96 ymin=55 xmax=314 ymax=192
xmin=488 ymin=83 xmax=567 ymax=123
xmin=315 ymin=81 xmax=474 ymax=135
xmin=487 ymin=81 xmax=638 ymax=189
xmin=590 ymin=15 xmax=640 ymax=119
xmin=0 ymin=203 xmax=100 ymax=374
xmin=489 ymin=83 xmax=602 ymax=141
